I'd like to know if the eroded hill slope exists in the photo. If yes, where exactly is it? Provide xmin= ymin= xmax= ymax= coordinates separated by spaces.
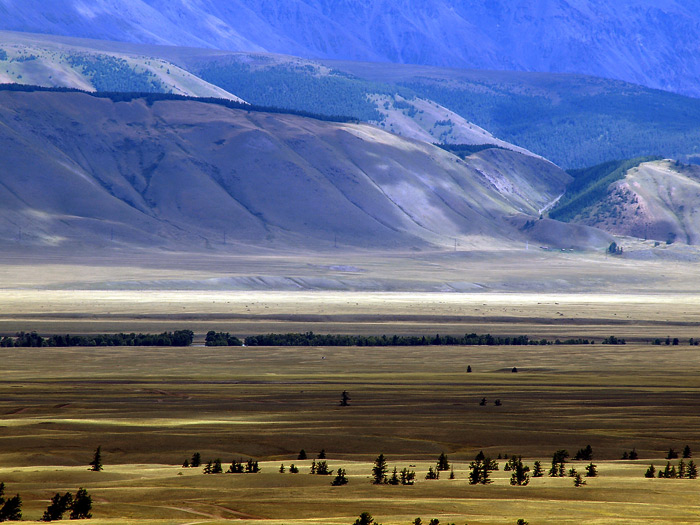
xmin=0 ymin=90 xmax=581 ymax=253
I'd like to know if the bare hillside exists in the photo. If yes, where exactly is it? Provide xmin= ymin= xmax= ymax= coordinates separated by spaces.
xmin=0 ymin=90 xmax=582 ymax=253
xmin=575 ymin=160 xmax=700 ymax=245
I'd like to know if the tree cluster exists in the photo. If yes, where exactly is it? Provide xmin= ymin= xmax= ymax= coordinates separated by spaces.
xmin=41 ymin=488 xmax=92 ymax=521
xmin=372 ymin=455 xmax=415 ymax=485
xmin=205 ymin=331 xmax=242 ymax=346
xmin=647 ymin=460 xmax=697 ymax=479
xmin=0 ymin=330 xmax=194 ymax=347
xmin=0 ymin=483 xmax=22 ymax=522
xmin=548 ymin=450 xmax=569 ymax=477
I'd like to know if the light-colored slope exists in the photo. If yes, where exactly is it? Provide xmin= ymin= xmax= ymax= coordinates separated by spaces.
xmin=0 ymin=90 xmax=582 ymax=253
xmin=368 ymin=94 xmax=540 ymax=158
xmin=576 ymin=160 xmax=700 ymax=245
xmin=0 ymin=31 xmax=243 ymax=101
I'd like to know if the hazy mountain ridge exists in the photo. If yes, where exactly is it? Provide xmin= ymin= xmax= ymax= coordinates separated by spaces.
xmin=2 ymin=0 xmax=700 ymax=96
xmin=0 ymin=89 xmax=585 ymax=253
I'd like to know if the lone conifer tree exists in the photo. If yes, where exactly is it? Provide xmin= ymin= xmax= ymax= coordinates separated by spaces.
xmin=585 ymin=462 xmax=597 ymax=477
xmin=436 ymin=452 xmax=450 ymax=471
xmin=532 ymin=461 xmax=544 ymax=477
xmin=298 ymin=449 xmax=307 ymax=460
xmin=683 ymin=445 xmax=692 ymax=458
xmin=644 ymin=464 xmax=656 ymax=478
xmin=388 ymin=467 xmax=400 ymax=485
xmin=339 ymin=391 xmax=350 ymax=406
xmin=573 ymin=473 xmax=586 ymax=487
xmin=372 ymin=454 xmax=388 ymax=484
xmin=89 ymin=446 xmax=103 ymax=472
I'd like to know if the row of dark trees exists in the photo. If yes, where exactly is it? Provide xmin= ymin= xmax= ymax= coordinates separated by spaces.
xmin=243 ymin=332 xmax=596 ymax=347
xmin=0 ymin=330 xmax=194 ymax=347
xmin=645 ymin=460 xmax=698 ymax=479
xmin=0 ymin=483 xmax=91 ymax=522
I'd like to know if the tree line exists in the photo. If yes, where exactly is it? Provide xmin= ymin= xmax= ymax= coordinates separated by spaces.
xmin=0 ymin=330 xmax=194 ymax=347
xmin=0 ymin=83 xmax=360 ymax=124
xmin=243 ymin=332 xmax=595 ymax=347
xmin=0 ymin=482 xmax=92 ymax=522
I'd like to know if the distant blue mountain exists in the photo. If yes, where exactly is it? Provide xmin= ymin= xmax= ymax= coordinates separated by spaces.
xmin=2 ymin=0 xmax=700 ymax=96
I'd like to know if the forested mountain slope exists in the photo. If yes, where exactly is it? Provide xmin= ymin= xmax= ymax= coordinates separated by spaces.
xmin=2 ymin=0 xmax=700 ymax=96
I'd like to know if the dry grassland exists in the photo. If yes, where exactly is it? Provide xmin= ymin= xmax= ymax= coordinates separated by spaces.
xmin=1 ymin=253 xmax=699 ymax=523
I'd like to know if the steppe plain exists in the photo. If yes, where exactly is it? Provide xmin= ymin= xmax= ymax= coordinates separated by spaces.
xmin=1 ymin=249 xmax=699 ymax=524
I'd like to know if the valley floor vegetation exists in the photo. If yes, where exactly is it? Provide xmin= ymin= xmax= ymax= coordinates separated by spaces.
xmin=0 ymin=329 xmax=698 ymax=523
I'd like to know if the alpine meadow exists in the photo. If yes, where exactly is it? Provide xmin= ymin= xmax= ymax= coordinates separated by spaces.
xmin=1 ymin=2 xmax=700 ymax=524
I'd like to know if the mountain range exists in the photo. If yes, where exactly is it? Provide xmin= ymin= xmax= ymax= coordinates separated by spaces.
xmin=2 ymin=0 xmax=700 ymax=96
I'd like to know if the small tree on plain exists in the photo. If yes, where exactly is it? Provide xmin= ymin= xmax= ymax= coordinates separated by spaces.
xmin=298 ymin=449 xmax=307 ymax=460
xmin=436 ymin=452 xmax=450 ymax=471
xmin=372 ymin=454 xmax=388 ymax=484
xmin=644 ymin=464 xmax=656 ymax=478
xmin=549 ymin=449 xmax=569 ymax=477
xmin=354 ymin=511 xmax=381 ymax=525
xmin=573 ymin=473 xmax=586 ymax=487
xmin=340 ymin=391 xmax=350 ymax=406
xmin=400 ymin=468 xmax=415 ymax=485
xmin=532 ymin=461 xmax=544 ymax=477
xmin=683 ymin=445 xmax=692 ymax=459
xmin=387 ymin=467 xmax=400 ymax=485
xmin=315 ymin=461 xmax=331 ymax=475
xmin=279 ymin=463 xmax=285 ymax=473
xmin=212 ymin=459 xmax=223 ymax=474
xmin=331 ymin=468 xmax=348 ymax=486
xmin=667 ymin=448 xmax=678 ymax=459
xmin=69 ymin=488 xmax=92 ymax=520
xmin=318 ymin=449 xmax=326 ymax=459
xmin=687 ymin=460 xmax=698 ymax=479
xmin=203 ymin=460 xmax=212 ymax=474
xmin=89 ymin=446 xmax=103 ymax=472
xmin=509 ymin=457 xmax=530 ymax=486
xmin=182 ymin=459 xmax=189 ymax=468
xmin=191 ymin=452 xmax=201 ymax=468
xmin=585 ymin=462 xmax=597 ymax=477
xmin=289 ymin=464 xmax=299 ymax=473
xmin=629 ymin=448 xmax=638 ymax=460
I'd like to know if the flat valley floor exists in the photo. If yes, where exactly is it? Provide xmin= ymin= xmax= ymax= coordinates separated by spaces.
xmin=1 ymin=252 xmax=699 ymax=523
